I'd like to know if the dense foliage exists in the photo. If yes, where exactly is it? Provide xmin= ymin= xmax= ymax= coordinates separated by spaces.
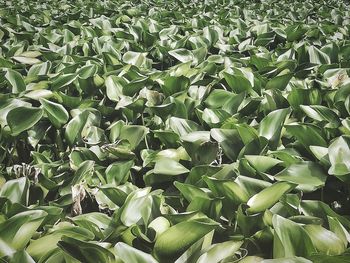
xmin=1 ymin=0 xmax=350 ymax=262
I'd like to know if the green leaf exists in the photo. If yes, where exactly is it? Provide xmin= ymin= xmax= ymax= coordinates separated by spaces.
xmin=119 ymin=125 xmax=148 ymax=150
xmin=196 ymin=240 xmax=243 ymax=263
xmin=105 ymin=75 xmax=124 ymax=101
xmin=272 ymin=215 xmax=316 ymax=258
xmin=204 ymin=177 xmax=249 ymax=206
xmin=27 ymin=61 xmax=51 ymax=77
xmin=247 ymin=182 xmax=296 ymax=213
xmin=167 ymin=117 xmax=201 ymax=136
xmin=106 ymin=160 xmax=134 ymax=185
xmin=245 ymin=155 xmax=283 ymax=173
xmin=58 ymin=237 xmax=116 ymax=263
xmin=204 ymin=90 xmax=234 ymax=108
xmin=40 ymin=98 xmax=69 ymax=128
xmin=285 ymin=24 xmax=307 ymax=41
xmin=285 ymin=123 xmax=327 ymax=148
xmin=153 ymin=218 xmax=219 ymax=262
xmin=148 ymin=217 xmax=171 ymax=239
xmin=174 ymin=181 xmax=208 ymax=202
xmin=120 ymin=188 xmax=153 ymax=226
xmin=12 ymin=56 xmax=41 ymax=65
xmin=328 ymin=136 xmax=350 ymax=181
xmin=275 ymin=162 xmax=327 ymax=192
xmin=5 ymin=69 xmax=26 ymax=93
xmin=223 ymin=72 xmax=252 ymax=93
xmin=309 ymin=46 xmax=331 ymax=64
xmin=27 ymin=223 xmax=95 ymax=260
xmin=300 ymin=105 xmax=340 ymax=128
xmin=51 ymin=74 xmax=77 ymax=90
xmin=181 ymin=131 xmax=218 ymax=164
xmin=0 ymin=210 xmax=47 ymax=250
xmin=154 ymin=158 xmax=189 ymax=176
xmin=77 ymin=64 xmax=98 ymax=79
xmin=7 ymin=106 xmax=43 ymax=135
xmin=169 ymin=49 xmax=194 ymax=63
xmin=258 ymin=108 xmax=290 ymax=149
xmin=0 ymin=177 xmax=29 ymax=205
xmin=265 ymin=73 xmax=293 ymax=90
xmin=123 ymin=51 xmax=151 ymax=68
xmin=162 ymin=75 xmax=190 ymax=96
xmin=72 ymin=160 xmax=95 ymax=185
xmin=304 ymin=225 xmax=346 ymax=255
xmin=65 ymin=111 xmax=89 ymax=145
xmin=114 ymin=242 xmax=158 ymax=263
xmin=210 ymin=128 xmax=244 ymax=161
xmin=328 ymin=216 xmax=350 ymax=247
xmin=0 ymin=99 xmax=31 ymax=127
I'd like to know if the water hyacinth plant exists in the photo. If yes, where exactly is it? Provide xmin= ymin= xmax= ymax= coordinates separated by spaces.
xmin=0 ymin=0 xmax=350 ymax=262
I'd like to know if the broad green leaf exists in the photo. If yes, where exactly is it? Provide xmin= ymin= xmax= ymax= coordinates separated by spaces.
xmin=5 ymin=69 xmax=26 ymax=93
xmin=304 ymin=225 xmax=346 ymax=255
xmin=300 ymin=105 xmax=340 ymax=128
xmin=223 ymin=72 xmax=252 ymax=93
xmin=196 ymin=240 xmax=243 ymax=263
xmin=105 ymin=75 xmax=124 ymax=101
xmin=162 ymin=75 xmax=190 ymax=96
xmin=174 ymin=181 xmax=208 ymax=202
xmin=167 ymin=117 xmax=201 ymax=136
xmin=28 ymin=61 xmax=51 ymax=76
xmin=27 ymin=223 xmax=95 ymax=260
xmin=154 ymin=158 xmax=189 ymax=176
xmin=181 ymin=131 xmax=218 ymax=165
xmin=51 ymin=74 xmax=77 ymax=90
xmin=259 ymin=108 xmax=290 ymax=149
xmin=210 ymin=128 xmax=244 ymax=161
xmin=114 ymin=242 xmax=158 ymax=263
xmin=275 ymin=162 xmax=327 ymax=192
xmin=71 ymin=212 xmax=112 ymax=239
xmin=0 ymin=210 xmax=47 ymax=250
xmin=0 ymin=99 xmax=31 ymax=127
xmin=300 ymin=200 xmax=350 ymax=229
xmin=0 ymin=238 xmax=16 ymax=258
xmin=328 ymin=216 xmax=350 ymax=246
xmin=40 ymin=98 xmax=69 ymax=128
xmin=5 ymin=250 xmax=36 ymax=263
xmin=123 ymin=51 xmax=151 ymax=68
xmin=148 ymin=217 xmax=171 ymax=239
xmin=328 ymin=136 xmax=350 ymax=180
xmin=120 ymin=188 xmax=153 ymax=226
xmin=247 ymin=182 xmax=296 ymax=213
xmin=72 ymin=160 xmax=95 ymax=185
xmin=285 ymin=24 xmax=307 ymax=41
xmin=308 ymin=46 xmax=331 ymax=64
xmin=106 ymin=160 xmax=134 ymax=185
xmin=65 ymin=111 xmax=89 ymax=145
xmin=285 ymin=123 xmax=327 ymax=148
xmin=201 ymin=108 xmax=231 ymax=127
xmin=12 ymin=56 xmax=41 ymax=65
xmin=262 ymin=257 xmax=312 ymax=263
xmin=7 ymin=106 xmax=43 ymax=135
xmin=77 ymin=64 xmax=98 ymax=79
xmin=153 ymin=218 xmax=219 ymax=262
xmin=58 ymin=237 xmax=116 ymax=263
xmin=204 ymin=177 xmax=249 ymax=205
xmin=204 ymin=90 xmax=234 ymax=108
xmin=0 ymin=177 xmax=29 ymax=205
xmin=272 ymin=215 xmax=316 ymax=258
xmin=119 ymin=125 xmax=148 ymax=150
xmin=265 ymin=73 xmax=293 ymax=90
xmin=169 ymin=49 xmax=194 ymax=63
xmin=245 ymin=155 xmax=283 ymax=173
